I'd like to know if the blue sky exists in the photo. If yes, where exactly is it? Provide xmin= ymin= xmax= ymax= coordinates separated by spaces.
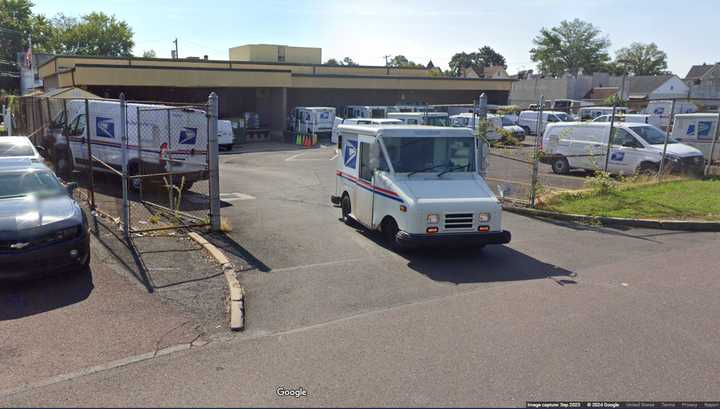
xmin=33 ymin=0 xmax=720 ymax=76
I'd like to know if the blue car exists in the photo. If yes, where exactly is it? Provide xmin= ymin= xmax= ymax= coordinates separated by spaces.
xmin=0 ymin=160 xmax=90 ymax=280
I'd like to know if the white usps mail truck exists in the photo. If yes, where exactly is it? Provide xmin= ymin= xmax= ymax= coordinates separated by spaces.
xmin=330 ymin=124 xmax=511 ymax=249
xmin=57 ymin=99 xmax=209 ymax=189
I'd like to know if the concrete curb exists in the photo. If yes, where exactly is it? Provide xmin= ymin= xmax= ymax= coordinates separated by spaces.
xmin=503 ymin=205 xmax=720 ymax=232
xmin=188 ymin=232 xmax=245 ymax=331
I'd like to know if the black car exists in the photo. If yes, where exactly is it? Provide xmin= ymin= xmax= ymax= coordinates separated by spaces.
xmin=0 ymin=160 xmax=90 ymax=280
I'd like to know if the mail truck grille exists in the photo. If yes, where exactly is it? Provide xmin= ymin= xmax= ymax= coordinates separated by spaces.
xmin=444 ymin=213 xmax=474 ymax=229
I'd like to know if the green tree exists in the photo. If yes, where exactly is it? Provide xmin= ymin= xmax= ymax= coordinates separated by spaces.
xmin=448 ymin=46 xmax=506 ymax=77
xmin=325 ymin=58 xmax=340 ymax=66
xmin=388 ymin=55 xmax=423 ymax=68
xmin=614 ymin=42 xmax=668 ymax=76
xmin=603 ymin=94 xmax=627 ymax=107
xmin=141 ymin=49 xmax=156 ymax=58
xmin=476 ymin=46 xmax=506 ymax=67
xmin=341 ymin=56 xmax=358 ymax=66
xmin=448 ymin=52 xmax=474 ymax=76
xmin=0 ymin=0 xmax=34 ymax=64
xmin=530 ymin=19 xmax=610 ymax=76
xmin=56 ymin=12 xmax=134 ymax=56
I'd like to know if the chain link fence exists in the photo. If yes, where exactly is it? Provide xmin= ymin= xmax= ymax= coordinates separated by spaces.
xmin=10 ymin=93 xmax=221 ymax=240
xmin=485 ymin=96 xmax=720 ymax=206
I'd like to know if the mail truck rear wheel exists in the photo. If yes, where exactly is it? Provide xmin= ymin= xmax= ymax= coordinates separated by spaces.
xmin=551 ymin=156 xmax=570 ymax=175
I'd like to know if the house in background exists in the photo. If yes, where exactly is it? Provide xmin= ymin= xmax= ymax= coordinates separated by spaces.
xmin=684 ymin=63 xmax=720 ymax=110
xmin=461 ymin=65 xmax=509 ymax=79
xmin=622 ymin=75 xmax=689 ymax=111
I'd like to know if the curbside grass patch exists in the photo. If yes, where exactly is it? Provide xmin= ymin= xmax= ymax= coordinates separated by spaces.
xmin=541 ymin=178 xmax=720 ymax=221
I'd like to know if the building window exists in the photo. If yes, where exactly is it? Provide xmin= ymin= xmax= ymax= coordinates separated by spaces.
xmin=278 ymin=46 xmax=286 ymax=63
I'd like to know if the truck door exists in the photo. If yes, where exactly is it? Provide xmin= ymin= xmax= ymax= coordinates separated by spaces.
xmin=607 ymin=128 xmax=643 ymax=175
xmin=353 ymin=137 xmax=377 ymax=228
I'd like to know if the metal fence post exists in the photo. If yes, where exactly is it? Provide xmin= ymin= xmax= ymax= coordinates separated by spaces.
xmin=208 ymin=92 xmax=221 ymax=232
xmin=477 ymin=93 xmax=488 ymax=178
xmin=658 ymin=98 xmax=677 ymax=180
xmin=706 ymin=106 xmax=720 ymax=177
xmin=167 ymin=109 xmax=174 ymax=211
xmin=137 ymin=106 xmax=143 ymax=201
xmin=84 ymin=99 xmax=95 ymax=210
xmin=120 ymin=94 xmax=130 ymax=239
xmin=603 ymin=102 xmax=619 ymax=172
xmin=530 ymin=95 xmax=544 ymax=208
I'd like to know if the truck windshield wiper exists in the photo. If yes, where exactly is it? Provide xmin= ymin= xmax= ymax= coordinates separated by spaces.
xmin=438 ymin=164 xmax=470 ymax=177
xmin=407 ymin=163 xmax=448 ymax=177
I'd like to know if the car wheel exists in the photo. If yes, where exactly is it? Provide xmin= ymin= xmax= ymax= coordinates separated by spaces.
xmin=551 ymin=156 xmax=570 ymax=174
xmin=382 ymin=218 xmax=402 ymax=251
xmin=341 ymin=195 xmax=352 ymax=225
xmin=637 ymin=162 xmax=659 ymax=176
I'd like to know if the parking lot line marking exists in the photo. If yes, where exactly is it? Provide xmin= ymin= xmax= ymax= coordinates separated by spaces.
xmin=268 ymin=257 xmax=368 ymax=274
xmin=0 ymin=343 xmax=193 ymax=400
xmin=329 ymin=152 xmax=338 ymax=160
xmin=220 ymin=192 xmax=256 ymax=202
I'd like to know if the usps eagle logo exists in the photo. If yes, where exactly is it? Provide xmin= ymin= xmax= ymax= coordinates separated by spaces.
xmin=344 ymin=139 xmax=357 ymax=169
xmin=95 ymin=117 xmax=115 ymax=138
xmin=179 ymin=127 xmax=197 ymax=145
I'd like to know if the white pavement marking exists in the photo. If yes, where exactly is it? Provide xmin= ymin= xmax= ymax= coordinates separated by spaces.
xmin=285 ymin=151 xmax=336 ymax=162
xmin=329 ymin=152 xmax=338 ymax=160
xmin=220 ymin=192 xmax=256 ymax=202
xmin=0 ymin=343 xmax=193 ymax=400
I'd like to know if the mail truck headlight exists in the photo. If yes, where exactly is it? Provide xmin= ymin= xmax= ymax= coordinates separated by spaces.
xmin=426 ymin=213 xmax=439 ymax=224
xmin=477 ymin=212 xmax=491 ymax=222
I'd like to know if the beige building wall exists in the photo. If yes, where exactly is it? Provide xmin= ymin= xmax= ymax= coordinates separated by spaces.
xmin=229 ymin=44 xmax=321 ymax=64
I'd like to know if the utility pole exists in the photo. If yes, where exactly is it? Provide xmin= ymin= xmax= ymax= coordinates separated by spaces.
xmin=172 ymin=38 xmax=179 ymax=59
xmin=383 ymin=54 xmax=391 ymax=66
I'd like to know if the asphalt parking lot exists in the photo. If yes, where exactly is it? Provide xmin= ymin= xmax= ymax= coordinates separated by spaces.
xmin=2 ymin=142 xmax=719 ymax=406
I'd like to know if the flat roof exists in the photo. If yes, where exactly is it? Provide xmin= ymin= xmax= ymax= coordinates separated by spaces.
xmin=38 ymin=55 xmax=514 ymax=92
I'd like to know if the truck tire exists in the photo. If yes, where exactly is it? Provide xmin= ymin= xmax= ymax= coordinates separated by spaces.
xmin=551 ymin=156 xmax=570 ymax=174
xmin=637 ymin=162 xmax=659 ymax=176
xmin=341 ymin=194 xmax=352 ymax=225
xmin=381 ymin=218 xmax=402 ymax=252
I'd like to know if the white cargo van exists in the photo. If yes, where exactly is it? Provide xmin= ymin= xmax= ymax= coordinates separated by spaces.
xmin=517 ymin=110 xmax=571 ymax=135
xmin=293 ymin=107 xmax=336 ymax=137
xmin=218 ymin=119 xmax=234 ymax=151
xmin=450 ymin=113 xmax=502 ymax=141
xmin=345 ymin=106 xmax=387 ymax=119
xmin=57 ymin=99 xmax=209 ymax=189
xmin=387 ymin=112 xmax=449 ymax=126
xmin=330 ymin=125 xmax=510 ymax=249
xmin=542 ymin=122 xmax=705 ymax=175
xmin=579 ymin=106 xmax=629 ymax=121
xmin=671 ymin=113 xmax=719 ymax=164
xmin=592 ymin=114 xmax=651 ymax=124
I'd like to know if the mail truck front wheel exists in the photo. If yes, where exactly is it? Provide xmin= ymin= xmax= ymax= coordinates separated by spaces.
xmin=341 ymin=194 xmax=352 ymax=225
xmin=382 ymin=218 xmax=401 ymax=251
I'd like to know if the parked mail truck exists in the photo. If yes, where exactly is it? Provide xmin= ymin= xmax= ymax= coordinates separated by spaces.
xmin=330 ymin=125 xmax=511 ymax=249
xmin=671 ymin=113 xmax=719 ymax=164
xmin=56 ymin=99 xmax=209 ymax=190
xmin=387 ymin=112 xmax=449 ymax=126
xmin=517 ymin=110 xmax=571 ymax=135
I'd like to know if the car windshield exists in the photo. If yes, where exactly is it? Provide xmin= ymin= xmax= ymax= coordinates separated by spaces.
xmin=501 ymin=117 xmax=515 ymax=126
xmin=0 ymin=140 xmax=35 ymax=157
xmin=0 ymin=170 xmax=64 ymax=199
xmin=554 ymin=113 xmax=571 ymax=121
xmin=630 ymin=126 xmax=677 ymax=144
xmin=381 ymin=136 xmax=476 ymax=174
